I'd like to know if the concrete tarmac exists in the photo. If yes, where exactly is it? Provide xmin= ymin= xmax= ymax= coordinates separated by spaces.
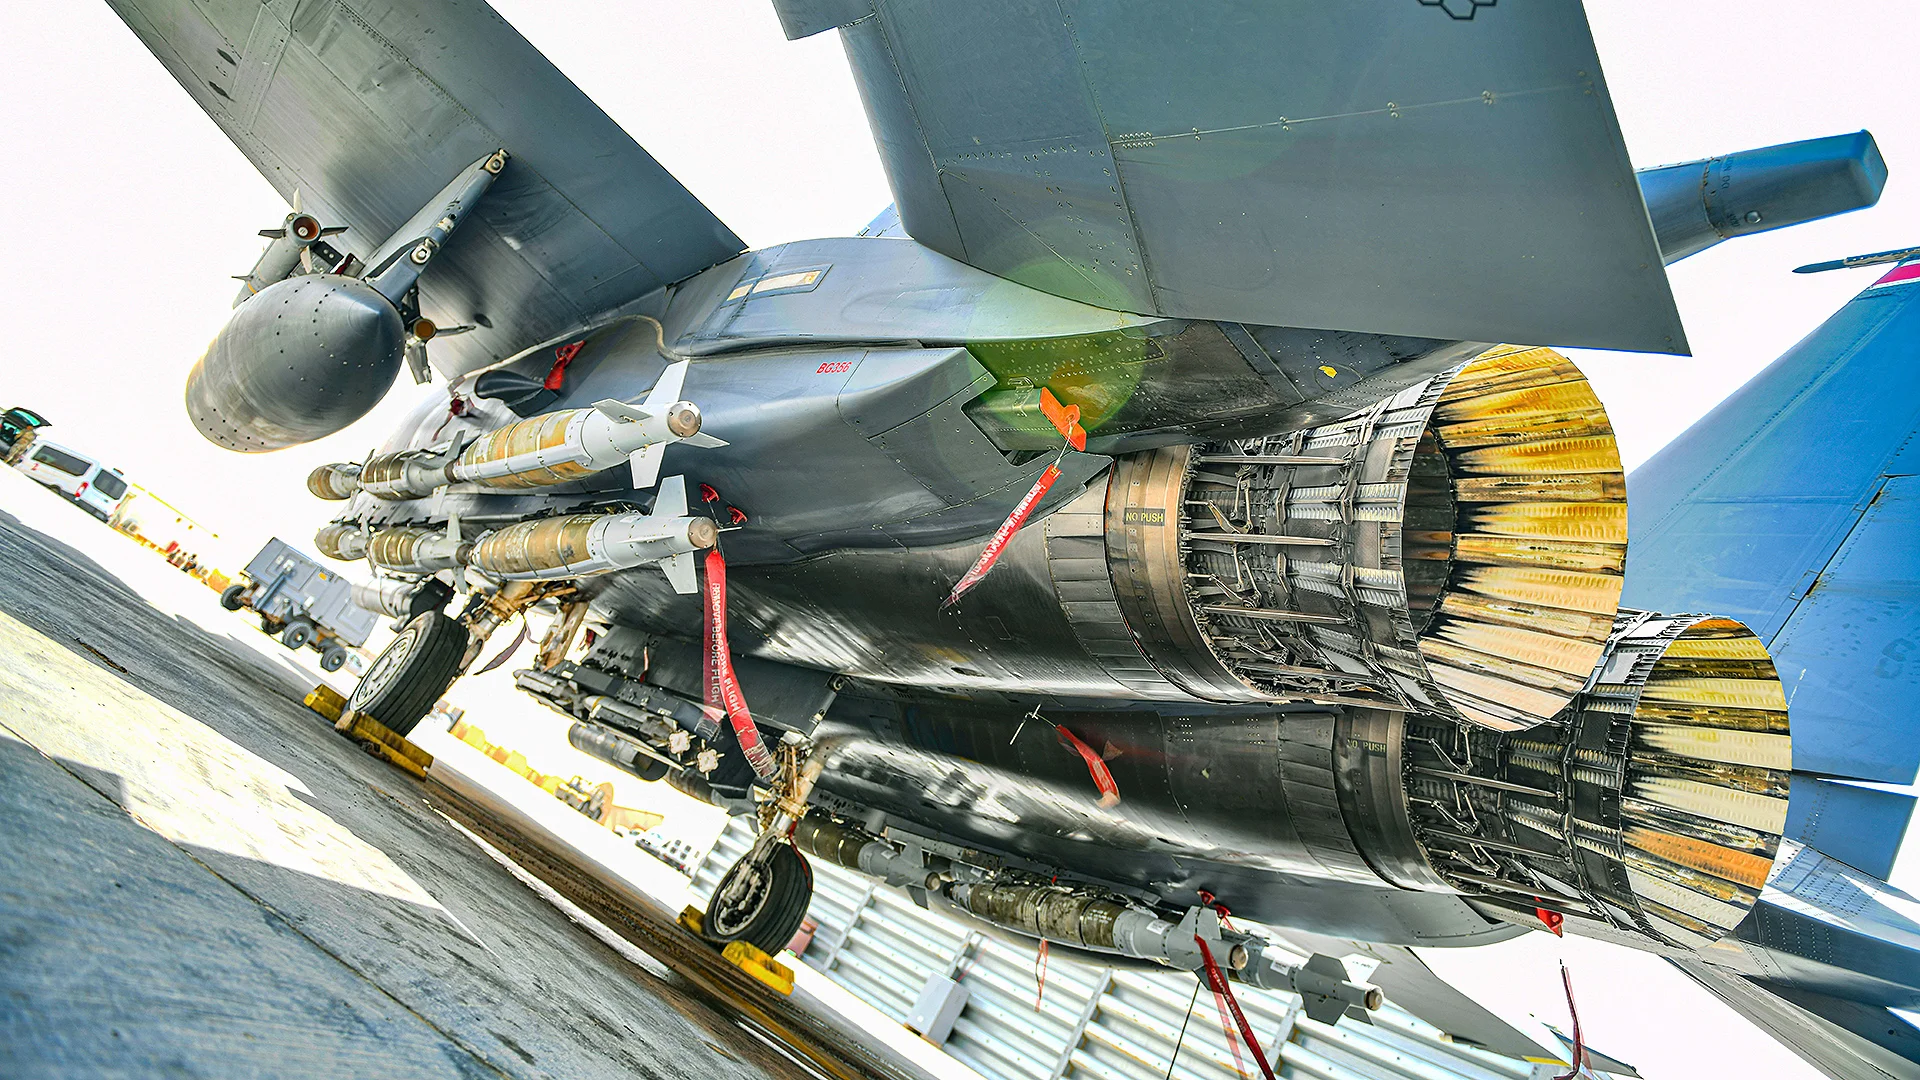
xmin=0 ymin=486 xmax=822 ymax=1080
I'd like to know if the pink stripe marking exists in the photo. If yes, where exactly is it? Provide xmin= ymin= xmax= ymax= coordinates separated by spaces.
xmin=1871 ymin=262 xmax=1920 ymax=288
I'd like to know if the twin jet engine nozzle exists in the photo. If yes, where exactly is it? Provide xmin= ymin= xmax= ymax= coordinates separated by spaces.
xmin=308 ymin=361 xmax=722 ymax=502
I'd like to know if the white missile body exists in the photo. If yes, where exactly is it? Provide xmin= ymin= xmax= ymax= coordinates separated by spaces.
xmin=467 ymin=476 xmax=713 ymax=592
xmin=310 ymin=361 xmax=725 ymax=502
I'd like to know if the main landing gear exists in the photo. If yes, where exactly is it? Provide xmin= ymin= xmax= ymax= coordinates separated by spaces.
xmin=703 ymin=840 xmax=814 ymax=954
xmin=700 ymin=743 xmax=820 ymax=955
xmin=347 ymin=611 xmax=468 ymax=736
xmin=345 ymin=580 xmax=581 ymax=737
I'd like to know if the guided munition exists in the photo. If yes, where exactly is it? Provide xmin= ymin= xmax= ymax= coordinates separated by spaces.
xmin=319 ymin=477 xmax=711 ymax=594
xmin=307 ymin=361 xmax=724 ymax=502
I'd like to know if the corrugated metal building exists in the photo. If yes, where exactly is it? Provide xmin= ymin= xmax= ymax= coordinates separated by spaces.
xmin=691 ymin=819 xmax=1563 ymax=1080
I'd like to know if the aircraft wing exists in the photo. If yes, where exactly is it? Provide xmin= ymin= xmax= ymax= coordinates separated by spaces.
xmin=780 ymin=0 xmax=1687 ymax=353
xmin=108 ymin=0 xmax=745 ymax=378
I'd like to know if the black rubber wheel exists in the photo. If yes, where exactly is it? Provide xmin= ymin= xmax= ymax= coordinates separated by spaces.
xmin=702 ymin=841 xmax=813 ymax=956
xmin=282 ymin=619 xmax=316 ymax=650
xmin=219 ymin=584 xmax=249 ymax=611
xmin=319 ymin=646 xmax=349 ymax=673
xmin=348 ymin=612 xmax=467 ymax=737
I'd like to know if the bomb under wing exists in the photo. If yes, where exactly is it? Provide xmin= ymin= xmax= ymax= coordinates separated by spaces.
xmin=307 ymin=361 xmax=722 ymax=502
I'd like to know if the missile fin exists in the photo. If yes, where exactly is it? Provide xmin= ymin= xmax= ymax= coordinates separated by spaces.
xmin=681 ymin=432 xmax=729 ymax=449
xmin=628 ymin=444 xmax=664 ymax=489
xmin=653 ymin=475 xmax=689 ymax=518
xmin=660 ymin=551 xmax=697 ymax=595
xmin=644 ymin=360 xmax=690 ymax=408
xmin=593 ymin=399 xmax=654 ymax=424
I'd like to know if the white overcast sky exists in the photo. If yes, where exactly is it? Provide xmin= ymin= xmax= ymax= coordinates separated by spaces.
xmin=4 ymin=3 xmax=1918 ymax=1078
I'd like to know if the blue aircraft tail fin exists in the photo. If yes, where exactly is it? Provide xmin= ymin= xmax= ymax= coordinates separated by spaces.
xmin=1625 ymin=255 xmax=1920 ymax=792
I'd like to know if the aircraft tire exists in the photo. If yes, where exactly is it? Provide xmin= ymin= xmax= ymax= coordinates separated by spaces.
xmin=220 ymin=584 xmax=249 ymax=611
xmin=348 ymin=612 xmax=467 ymax=737
xmin=702 ymin=842 xmax=813 ymax=956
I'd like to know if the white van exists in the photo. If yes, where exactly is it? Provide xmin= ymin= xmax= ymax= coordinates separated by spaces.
xmin=15 ymin=440 xmax=129 ymax=522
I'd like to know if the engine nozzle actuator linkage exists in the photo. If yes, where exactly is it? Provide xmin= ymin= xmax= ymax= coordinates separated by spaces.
xmin=791 ymin=815 xmax=1381 ymax=1025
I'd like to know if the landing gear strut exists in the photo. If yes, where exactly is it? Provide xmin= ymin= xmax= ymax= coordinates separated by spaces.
xmin=701 ymin=743 xmax=821 ymax=954
xmin=346 ymin=579 xmax=573 ymax=737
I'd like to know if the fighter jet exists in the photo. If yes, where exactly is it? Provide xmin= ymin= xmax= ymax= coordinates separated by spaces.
xmin=107 ymin=2 xmax=1916 ymax=1074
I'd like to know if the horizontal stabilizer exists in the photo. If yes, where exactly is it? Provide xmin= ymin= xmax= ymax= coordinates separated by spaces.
xmin=1777 ymin=986 xmax=1920 ymax=1072
xmin=1786 ymin=776 xmax=1915 ymax=881
xmin=1672 ymin=959 xmax=1920 ymax=1080
xmin=1796 ymin=243 xmax=1920 ymax=275
xmin=805 ymin=0 xmax=1686 ymax=352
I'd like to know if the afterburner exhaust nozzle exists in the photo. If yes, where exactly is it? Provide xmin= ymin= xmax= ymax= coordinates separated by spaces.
xmin=1404 ymin=612 xmax=1792 ymax=952
xmin=1111 ymin=345 xmax=1628 ymax=731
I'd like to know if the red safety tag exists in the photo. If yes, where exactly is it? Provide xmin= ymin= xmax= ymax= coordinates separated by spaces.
xmin=701 ymin=550 xmax=776 ymax=780
xmin=1038 ymin=388 xmax=1087 ymax=452
xmin=1033 ymin=939 xmax=1049 ymax=1011
xmin=1196 ymin=935 xmax=1277 ymax=1080
xmin=1553 ymin=963 xmax=1588 ymax=1080
xmin=1055 ymin=725 xmax=1121 ymax=807
xmin=942 ymin=394 xmax=1086 ymax=608
xmin=942 ymin=455 xmax=1064 ymax=608
xmin=1536 ymin=904 xmax=1565 ymax=936
xmin=544 ymin=340 xmax=585 ymax=390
